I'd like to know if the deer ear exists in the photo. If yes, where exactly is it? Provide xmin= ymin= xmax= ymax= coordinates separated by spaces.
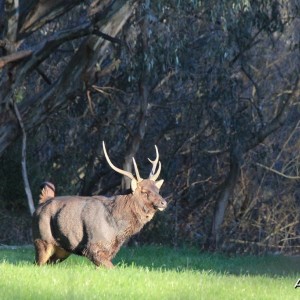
xmin=155 ymin=179 xmax=164 ymax=189
xmin=131 ymin=179 xmax=138 ymax=192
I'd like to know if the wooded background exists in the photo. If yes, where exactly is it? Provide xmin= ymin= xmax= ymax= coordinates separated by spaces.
xmin=1 ymin=0 xmax=300 ymax=253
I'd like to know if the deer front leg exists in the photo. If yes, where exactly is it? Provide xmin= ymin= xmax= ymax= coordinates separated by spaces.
xmin=84 ymin=243 xmax=114 ymax=269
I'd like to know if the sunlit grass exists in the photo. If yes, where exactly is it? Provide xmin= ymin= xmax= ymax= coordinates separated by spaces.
xmin=0 ymin=246 xmax=299 ymax=299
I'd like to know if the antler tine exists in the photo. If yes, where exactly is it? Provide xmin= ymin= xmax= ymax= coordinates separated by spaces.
xmin=148 ymin=145 xmax=159 ymax=178
xmin=148 ymin=145 xmax=162 ymax=181
xmin=132 ymin=157 xmax=143 ymax=182
xmin=150 ymin=161 xmax=161 ymax=181
xmin=102 ymin=141 xmax=135 ymax=180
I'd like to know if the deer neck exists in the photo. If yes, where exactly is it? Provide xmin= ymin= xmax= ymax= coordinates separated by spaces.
xmin=112 ymin=194 xmax=153 ymax=234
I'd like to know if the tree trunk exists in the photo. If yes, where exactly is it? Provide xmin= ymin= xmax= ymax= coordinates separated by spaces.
xmin=210 ymin=148 xmax=240 ymax=249
xmin=122 ymin=2 xmax=150 ymax=189
xmin=13 ymin=102 xmax=35 ymax=215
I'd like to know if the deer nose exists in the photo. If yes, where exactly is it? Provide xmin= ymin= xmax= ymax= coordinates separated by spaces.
xmin=161 ymin=199 xmax=167 ymax=208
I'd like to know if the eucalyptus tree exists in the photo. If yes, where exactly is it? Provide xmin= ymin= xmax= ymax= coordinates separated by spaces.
xmin=0 ymin=0 xmax=136 ymax=156
xmin=0 ymin=0 xmax=137 ymax=214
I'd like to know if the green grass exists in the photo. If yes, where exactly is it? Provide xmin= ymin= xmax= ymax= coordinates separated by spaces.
xmin=0 ymin=246 xmax=300 ymax=299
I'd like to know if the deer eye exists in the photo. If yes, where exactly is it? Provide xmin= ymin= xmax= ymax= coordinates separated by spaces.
xmin=142 ymin=191 xmax=149 ymax=198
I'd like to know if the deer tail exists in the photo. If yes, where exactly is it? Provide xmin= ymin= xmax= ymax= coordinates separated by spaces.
xmin=39 ymin=182 xmax=55 ymax=204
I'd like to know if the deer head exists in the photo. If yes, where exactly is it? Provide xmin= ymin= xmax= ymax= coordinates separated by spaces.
xmin=102 ymin=142 xmax=166 ymax=212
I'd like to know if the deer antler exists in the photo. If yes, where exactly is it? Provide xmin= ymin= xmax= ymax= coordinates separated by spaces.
xmin=148 ymin=145 xmax=161 ymax=181
xmin=103 ymin=141 xmax=161 ymax=184
xmin=132 ymin=157 xmax=143 ymax=182
xmin=102 ymin=141 xmax=136 ymax=180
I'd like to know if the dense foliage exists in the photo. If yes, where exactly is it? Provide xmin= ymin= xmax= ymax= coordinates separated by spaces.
xmin=0 ymin=0 xmax=300 ymax=253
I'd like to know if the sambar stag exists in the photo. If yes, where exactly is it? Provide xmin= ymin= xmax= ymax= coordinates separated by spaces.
xmin=32 ymin=142 xmax=167 ymax=268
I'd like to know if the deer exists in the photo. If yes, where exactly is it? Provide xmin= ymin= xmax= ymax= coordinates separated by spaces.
xmin=32 ymin=142 xmax=167 ymax=268
xmin=38 ymin=181 xmax=55 ymax=203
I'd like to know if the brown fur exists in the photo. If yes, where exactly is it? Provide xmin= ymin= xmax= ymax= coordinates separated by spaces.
xmin=32 ymin=180 xmax=167 ymax=268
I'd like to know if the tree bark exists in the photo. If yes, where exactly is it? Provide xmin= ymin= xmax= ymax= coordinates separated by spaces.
xmin=13 ymin=102 xmax=35 ymax=215
xmin=122 ymin=1 xmax=150 ymax=189
xmin=210 ymin=147 xmax=240 ymax=249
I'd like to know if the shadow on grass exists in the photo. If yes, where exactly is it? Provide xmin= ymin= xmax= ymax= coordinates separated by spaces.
xmin=114 ymin=246 xmax=300 ymax=278
xmin=1 ymin=245 xmax=299 ymax=277
xmin=0 ymin=246 xmax=34 ymax=265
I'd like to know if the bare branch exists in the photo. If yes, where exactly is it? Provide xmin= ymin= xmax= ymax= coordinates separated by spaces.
xmin=19 ymin=0 xmax=82 ymax=37
xmin=245 ymin=76 xmax=300 ymax=151
xmin=6 ymin=0 xmax=20 ymax=43
xmin=35 ymin=66 xmax=52 ymax=85
xmin=86 ymin=90 xmax=95 ymax=116
xmin=92 ymin=29 xmax=122 ymax=45
xmin=256 ymin=163 xmax=300 ymax=180
xmin=0 ymin=50 xmax=32 ymax=69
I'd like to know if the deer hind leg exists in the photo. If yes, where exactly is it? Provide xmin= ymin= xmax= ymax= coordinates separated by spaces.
xmin=48 ymin=246 xmax=70 ymax=264
xmin=34 ymin=239 xmax=55 ymax=265
xmin=84 ymin=243 xmax=114 ymax=269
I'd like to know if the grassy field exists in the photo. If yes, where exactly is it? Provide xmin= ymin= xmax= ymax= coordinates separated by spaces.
xmin=0 ymin=245 xmax=300 ymax=300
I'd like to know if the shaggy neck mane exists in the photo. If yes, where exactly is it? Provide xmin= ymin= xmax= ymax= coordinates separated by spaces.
xmin=111 ymin=193 xmax=153 ymax=234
